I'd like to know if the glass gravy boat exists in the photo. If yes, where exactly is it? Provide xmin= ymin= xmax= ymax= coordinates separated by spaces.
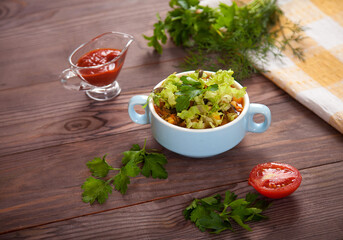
xmin=60 ymin=32 xmax=134 ymax=101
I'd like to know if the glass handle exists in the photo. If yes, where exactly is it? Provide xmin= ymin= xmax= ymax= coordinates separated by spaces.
xmin=59 ymin=68 xmax=92 ymax=91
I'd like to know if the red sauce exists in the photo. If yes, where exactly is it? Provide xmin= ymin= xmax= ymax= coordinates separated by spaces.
xmin=77 ymin=48 xmax=126 ymax=87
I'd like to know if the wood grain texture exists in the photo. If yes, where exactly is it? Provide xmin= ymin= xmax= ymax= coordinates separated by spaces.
xmin=0 ymin=73 xmax=341 ymax=158
xmin=0 ymin=58 xmax=182 ymax=157
xmin=1 ymin=162 xmax=342 ymax=239
xmin=0 ymin=0 xmax=342 ymax=238
xmin=0 ymin=99 xmax=341 ymax=233
xmin=0 ymin=0 xmax=185 ymax=90
xmin=0 ymin=64 xmax=342 ymax=233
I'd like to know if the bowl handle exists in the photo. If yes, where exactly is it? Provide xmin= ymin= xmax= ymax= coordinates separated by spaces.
xmin=247 ymin=103 xmax=271 ymax=133
xmin=128 ymin=95 xmax=150 ymax=124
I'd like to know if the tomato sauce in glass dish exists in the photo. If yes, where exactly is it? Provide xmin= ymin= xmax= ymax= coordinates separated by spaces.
xmin=77 ymin=48 xmax=125 ymax=87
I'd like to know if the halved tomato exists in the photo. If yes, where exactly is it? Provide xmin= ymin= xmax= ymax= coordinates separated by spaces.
xmin=248 ymin=162 xmax=302 ymax=199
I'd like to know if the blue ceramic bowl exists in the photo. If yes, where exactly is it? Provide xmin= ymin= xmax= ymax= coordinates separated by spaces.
xmin=128 ymin=71 xmax=271 ymax=158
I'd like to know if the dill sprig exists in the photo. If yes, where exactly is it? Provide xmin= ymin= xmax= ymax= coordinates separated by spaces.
xmin=143 ymin=0 xmax=305 ymax=81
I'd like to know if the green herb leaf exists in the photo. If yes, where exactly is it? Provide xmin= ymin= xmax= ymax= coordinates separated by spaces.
xmin=86 ymin=155 xmax=113 ymax=178
xmin=184 ymin=190 xmax=271 ymax=234
xmin=170 ymin=0 xmax=199 ymax=9
xmin=176 ymin=95 xmax=191 ymax=112
xmin=188 ymin=204 xmax=210 ymax=232
xmin=175 ymin=77 xmax=205 ymax=112
xmin=145 ymin=0 xmax=304 ymax=81
xmin=201 ymin=194 xmax=221 ymax=206
xmin=189 ymin=205 xmax=208 ymax=222
xmin=113 ymin=170 xmax=131 ymax=195
xmin=81 ymin=177 xmax=112 ymax=204
xmin=230 ymin=215 xmax=252 ymax=231
xmin=122 ymin=158 xmax=141 ymax=178
xmin=143 ymin=14 xmax=167 ymax=54
xmin=130 ymin=144 xmax=141 ymax=151
xmin=81 ymin=140 xmax=168 ymax=204
xmin=228 ymin=199 xmax=249 ymax=209
xmin=223 ymin=190 xmax=237 ymax=205
xmin=180 ymin=76 xmax=202 ymax=86
xmin=122 ymin=150 xmax=143 ymax=165
xmin=245 ymin=192 xmax=258 ymax=204
xmin=141 ymin=153 xmax=168 ymax=179
xmin=183 ymin=199 xmax=200 ymax=219
xmin=206 ymin=84 xmax=218 ymax=92
xmin=197 ymin=211 xmax=230 ymax=234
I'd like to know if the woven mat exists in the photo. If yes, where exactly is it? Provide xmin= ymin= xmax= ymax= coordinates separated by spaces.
xmin=201 ymin=0 xmax=343 ymax=134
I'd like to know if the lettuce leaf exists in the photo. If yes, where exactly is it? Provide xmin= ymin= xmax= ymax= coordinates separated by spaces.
xmin=151 ymin=70 xmax=246 ymax=129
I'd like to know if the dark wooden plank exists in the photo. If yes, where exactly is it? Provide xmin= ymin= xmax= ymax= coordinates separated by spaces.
xmin=1 ymin=72 xmax=341 ymax=158
xmin=1 ymin=0 xmax=342 ymax=238
xmin=0 ymin=113 xmax=341 ymax=234
xmin=0 ymin=59 xmax=182 ymax=157
xmin=0 ymin=52 xmax=342 ymax=233
xmin=0 ymin=0 xmax=185 ymax=90
xmin=1 ymin=162 xmax=342 ymax=239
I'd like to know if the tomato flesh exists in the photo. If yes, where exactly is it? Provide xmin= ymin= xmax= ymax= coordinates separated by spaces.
xmin=248 ymin=162 xmax=302 ymax=199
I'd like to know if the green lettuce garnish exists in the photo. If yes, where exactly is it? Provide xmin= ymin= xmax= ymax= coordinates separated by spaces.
xmin=151 ymin=70 xmax=246 ymax=128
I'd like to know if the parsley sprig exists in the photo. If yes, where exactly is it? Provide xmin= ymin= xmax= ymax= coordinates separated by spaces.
xmin=184 ymin=190 xmax=271 ymax=233
xmin=144 ymin=0 xmax=304 ymax=81
xmin=175 ymin=75 xmax=218 ymax=112
xmin=82 ymin=140 xmax=168 ymax=204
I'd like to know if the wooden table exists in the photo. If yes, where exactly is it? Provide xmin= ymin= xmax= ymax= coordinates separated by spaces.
xmin=1 ymin=0 xmax=342 ymax=239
